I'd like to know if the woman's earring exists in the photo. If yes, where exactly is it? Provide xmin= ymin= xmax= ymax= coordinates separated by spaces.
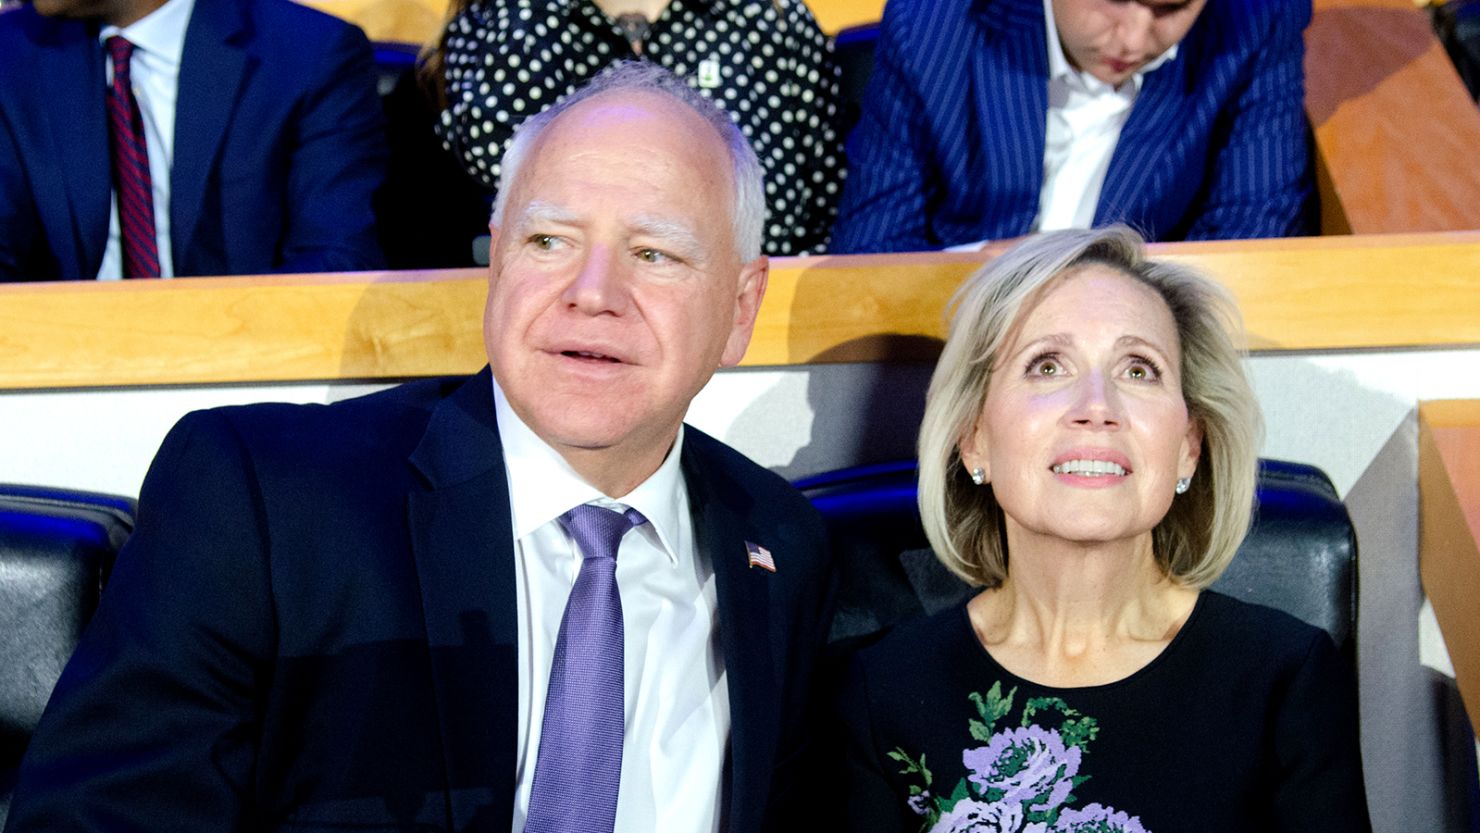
xmin=1175 ymin=477 xmax=1192 ymax=495
xmin=970 ymin=467 xmax=986 ymax=486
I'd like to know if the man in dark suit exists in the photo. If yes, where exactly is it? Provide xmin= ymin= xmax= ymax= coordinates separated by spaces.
xmin=830 ymin=0 xmax=1317 ymax=253
xmin=0 ymin=0 xmax=386 ymax=280
xmin=4 ymin=63 xmax=834 ymax=833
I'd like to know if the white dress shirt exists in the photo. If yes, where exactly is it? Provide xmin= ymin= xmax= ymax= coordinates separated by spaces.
xmin=96 ymin=0 xmax=194 ymax=280
xmin=1033 ymin=0 xmax=1176 ymax=232
xmin=493 ymin=381 xmax=727 ymax=833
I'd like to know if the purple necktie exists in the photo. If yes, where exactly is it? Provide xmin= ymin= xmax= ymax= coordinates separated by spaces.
xmin=104 ymin=36 xmax=161 ymax=279
xmin=524 ymin=504 xmax=647 ymax=833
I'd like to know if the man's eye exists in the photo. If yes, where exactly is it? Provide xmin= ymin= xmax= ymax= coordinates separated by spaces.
xmin=636 ymin=248 xmax=670 ymax=264
xmin=530 ymin=234 xmax=557 ymax=250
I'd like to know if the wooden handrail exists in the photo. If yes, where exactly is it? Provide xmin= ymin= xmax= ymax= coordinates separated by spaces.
xmin=1306 ymin=0 xmax=1480 ymax=233
xmin=1418 ymin=400 xmax=1480 ymax=738
xmin=2 ymin=232 xmax=1478 ymax=390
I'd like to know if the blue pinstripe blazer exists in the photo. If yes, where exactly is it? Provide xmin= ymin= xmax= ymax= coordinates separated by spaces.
xmin=830 ymin=0 xmax=1316 ymax=253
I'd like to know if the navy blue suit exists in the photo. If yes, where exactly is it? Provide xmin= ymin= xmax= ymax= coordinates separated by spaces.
xmin=0 ymin=0 xmax=387 ymax=280
xmin=4 ymin=371 xmax=835 ymax=833
xmin=830 ymin=0 xmax=1316 ymax=253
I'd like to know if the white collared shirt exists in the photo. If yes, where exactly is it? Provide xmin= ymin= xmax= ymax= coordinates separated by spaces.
xmin=1033 ymin=0 xmax=1176 ymax=232
xmin=494 ymin=380 xmax=727 ymax=833
xmin=96 ymin=0 xmax=194 ymax=280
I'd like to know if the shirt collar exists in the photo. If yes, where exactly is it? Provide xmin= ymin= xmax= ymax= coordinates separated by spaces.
xmin=99 ymin=0 xmax=195 ymax=66
xmin=493 ymin=376 xmax=687 ymax=565
xmin=1042 ymin=0 xmax=1178 ymax=94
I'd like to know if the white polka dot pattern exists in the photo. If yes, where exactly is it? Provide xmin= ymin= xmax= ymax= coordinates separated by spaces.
xmin=434 ymin=0 xmax=847 ymax=255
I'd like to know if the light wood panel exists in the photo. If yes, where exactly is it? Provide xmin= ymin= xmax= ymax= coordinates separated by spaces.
xmin=1306 ymin=0 xmax=1480 ymax=233
xmin=2 ymin=233 xmax=1478 ymax=390
xmin=1418 ymin=400 xmax=1480 ymax=737
xmin=299 ymin=0 xmax=445 ymax=45
xmin=297 ymin=0 xmax=885 ymax=49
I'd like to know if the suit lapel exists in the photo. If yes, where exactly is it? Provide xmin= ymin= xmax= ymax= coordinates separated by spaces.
xmin=37 ymin=19 xmax=110 ymax=278
xmin=969 ymin=0 xmax=1049 ymax=235
xmin=172 ymin=0 xmax=248 ymax=269
xmin=407 ymin=369 xmax=518 ymax=833
xmin=683 ymin=444 xmax=778 ymax=833
xmin=1096 ymin=50 xmax=1193 ymax=230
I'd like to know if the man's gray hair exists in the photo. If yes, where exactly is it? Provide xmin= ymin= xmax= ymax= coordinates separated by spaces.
xmin=491 ymin=61 xmax=766 ymax=263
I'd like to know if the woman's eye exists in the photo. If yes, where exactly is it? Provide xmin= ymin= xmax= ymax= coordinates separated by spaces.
xmin=1026 ymin=355 xmax=1062 ymax=377
xmin=1126 ymin=357 xmax=1162 ymax=381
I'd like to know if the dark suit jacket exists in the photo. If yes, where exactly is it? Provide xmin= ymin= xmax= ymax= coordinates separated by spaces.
xmin=830 ymin=0 xmax=1316 ymax=253
xmin=4 ymin=371 xmax=835 ymax=832
xmin=0 ymin=0 xmax=387 ymax=280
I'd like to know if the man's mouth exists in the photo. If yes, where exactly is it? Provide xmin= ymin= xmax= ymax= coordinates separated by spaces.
xmin=562 ymin=350 xmax=622 ymax=363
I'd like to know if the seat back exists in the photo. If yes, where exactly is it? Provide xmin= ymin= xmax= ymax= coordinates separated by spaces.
xmin=797 ymin=459 xmax=1357 ymax=652
xmin=0 ymin=486 xmax=134 ymax=828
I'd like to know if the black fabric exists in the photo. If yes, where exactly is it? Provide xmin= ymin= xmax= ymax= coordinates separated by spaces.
xmin=799 ymin=459 xmax=1356 ymax=654
xmin=839 ymin=591 xmax=1373 ymax=833
xmin=0 ymin=486 xmax=134 ymax=830
xmin=375 ymin=49 xmax=493 ymax=270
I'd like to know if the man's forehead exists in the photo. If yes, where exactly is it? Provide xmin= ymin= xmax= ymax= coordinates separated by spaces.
xmin=549 ymin=88 xmax=710 ymax=139
xmin=512 ymin=198 xmax=703 ymax=246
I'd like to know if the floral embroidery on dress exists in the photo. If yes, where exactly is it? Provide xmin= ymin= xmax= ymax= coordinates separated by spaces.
xmin=888 ymin=682 xmax=1150 ymax=833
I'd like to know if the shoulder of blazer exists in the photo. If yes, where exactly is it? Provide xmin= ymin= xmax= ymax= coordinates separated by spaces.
xmin=679 ymin=426 xmax=827 ymax=549
xmin=0 ymin=7 xmax=88 ymax=74
xmin=198 ymin=375 xmax=471 ymax=478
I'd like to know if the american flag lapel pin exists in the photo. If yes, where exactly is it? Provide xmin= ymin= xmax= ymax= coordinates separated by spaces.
xmin=745 ymin=541 xmax=776 ymax=573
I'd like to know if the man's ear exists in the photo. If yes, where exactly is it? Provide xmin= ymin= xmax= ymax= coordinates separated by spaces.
xmin=720 ymin=255 xmax=769 ymax=368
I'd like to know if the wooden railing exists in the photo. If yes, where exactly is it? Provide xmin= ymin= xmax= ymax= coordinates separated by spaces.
xmin=296 ymin=0 xmax=887 ymax=48
xmin=1419 ymin=400 xmax=1480 ymax=738
xmin=3 ymin=232 xmax=1479 ymax=390
xmin=1305 ymin=0 xmax=1480 ymax=234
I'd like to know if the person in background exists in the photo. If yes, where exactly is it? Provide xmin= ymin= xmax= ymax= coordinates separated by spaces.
xmin=427 ymin=0 xmax=847 ymax=256
xmin=830 ymin=0 xmax=1317 ymax=254
xmin=5 ymin=63 xmax=835 ymax=833
xmin=838 ymin=227 xmax=1370 ymax=831
xmin=0 ymin=0 xmax=386 ymax=280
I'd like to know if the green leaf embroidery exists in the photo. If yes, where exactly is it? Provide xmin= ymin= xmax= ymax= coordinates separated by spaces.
xmin=968 ymin=681 xmax=1016 ymax=738
xmin=1020 ymin=696 xmax=1099 ymax=751
xmin=888 ymin=747 xmax=933 ymax=787
xmin=1060 ymin=716 xmax=1100 ymax=750
xmin=968 ymin=718 xmax=992 ymax=742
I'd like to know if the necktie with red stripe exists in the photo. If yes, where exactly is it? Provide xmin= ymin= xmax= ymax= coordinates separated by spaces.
xmin=104 ymin=36 xmax=161 ymax=279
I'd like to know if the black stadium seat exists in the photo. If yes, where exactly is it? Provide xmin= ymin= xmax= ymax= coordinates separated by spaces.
xmin=797 ymin=458 xmax=1357 ymax=653
xmin=0 ymin=486 xmax=134 ymax=829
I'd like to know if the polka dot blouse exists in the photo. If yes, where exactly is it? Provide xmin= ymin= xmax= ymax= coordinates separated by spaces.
xmin=435 ymin=0 xmax=847 ymax=255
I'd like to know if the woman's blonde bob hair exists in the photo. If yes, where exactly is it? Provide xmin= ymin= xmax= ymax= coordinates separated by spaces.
xmin=917 ymin=226 xmax=1263 ymax=589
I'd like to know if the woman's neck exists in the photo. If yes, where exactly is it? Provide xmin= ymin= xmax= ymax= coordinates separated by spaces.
xmin=968 ymin=532 xmax=1198 ymax=687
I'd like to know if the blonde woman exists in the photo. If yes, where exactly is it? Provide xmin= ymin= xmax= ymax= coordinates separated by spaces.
xmin=838 ymin=227 xmax=1370 ymax=833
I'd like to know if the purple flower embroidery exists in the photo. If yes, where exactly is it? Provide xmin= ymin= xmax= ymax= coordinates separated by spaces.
xmin=962 ymin=725 xmax=1081 ymax=811
xmin=1052 ymin=803 xmax=1150 ymax=833
xmin=928 ymin=798 xmax=1025 ymax=833
xmin=908 ymin=791 xmax=934 ymax=816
